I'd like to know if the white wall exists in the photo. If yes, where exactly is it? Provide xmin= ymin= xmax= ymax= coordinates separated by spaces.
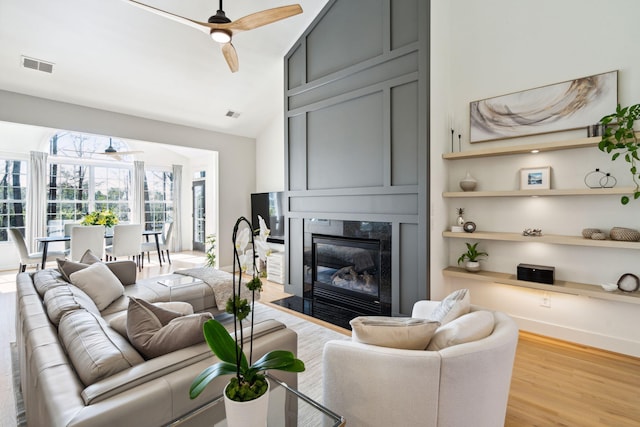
xmin=0 ymin=90 xmax=256 ymax=267
xmin=431 ymin=0 xmax=640 ymax=357
xmin=255 ymin=102 xmax=285 ymax=192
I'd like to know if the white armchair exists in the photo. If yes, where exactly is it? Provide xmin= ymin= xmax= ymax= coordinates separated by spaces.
xmin=322 ymin=301 xmax=519 ymax=427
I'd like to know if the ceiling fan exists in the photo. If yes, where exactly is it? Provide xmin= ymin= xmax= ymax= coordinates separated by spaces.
xmin=127 ymin=0 xmax=303 ymax=73
xmin=101 ymin=138 xmax=144 ymax=160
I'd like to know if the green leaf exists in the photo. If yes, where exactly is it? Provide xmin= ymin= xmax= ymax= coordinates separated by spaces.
xmin=622 ymin=195 xmax=630 ymax=205
xmin=202 ymin=319 xmax=247 ymax=370
xmin=635 ymin=192 xmax=640 ymax=200
xmin=189 ymin=361 xmax=238 ymax=399
xmin=612 ymin=152 xmax=620 ymax=160
xmin=251 ymin=350 xmax=306 ymax=372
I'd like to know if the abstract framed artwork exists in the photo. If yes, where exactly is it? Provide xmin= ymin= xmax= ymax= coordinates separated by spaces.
xmin=520 ymin=166 xmax=551 ymax=190
xmin=470 ymin=70 xmax=618 ymax=143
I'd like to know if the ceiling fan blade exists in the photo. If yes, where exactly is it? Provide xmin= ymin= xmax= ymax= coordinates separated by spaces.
xmin=227 ymin=5 xmax=303 ymax=32
xmin=221 ymin=42 xmax=239 ymax=73
xmin=127 ymin=0 xmax=211 ymax=33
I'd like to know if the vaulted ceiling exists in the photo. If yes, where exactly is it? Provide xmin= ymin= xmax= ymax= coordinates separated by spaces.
xmin=0 ymin=0 xmax=329 ymax=138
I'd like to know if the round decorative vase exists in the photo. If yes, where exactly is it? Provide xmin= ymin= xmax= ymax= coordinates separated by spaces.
xmin=465 ymin=261 xmax=480 ymax=272
xmin=459 ymin=171 xmax=478 ymax=191
xmin=224 ymin=380 xmax=270 ymax=427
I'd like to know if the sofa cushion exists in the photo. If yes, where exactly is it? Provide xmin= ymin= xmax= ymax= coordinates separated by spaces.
xmin=69 ymin=262 xmax=125 ymax=311
xmin=58 ymin=258 xmax=137 ymax=286
xmin=58 ymin=309 xmax=144 ymax=386
xmin=430 ymin=289 xmax=470 ymax=325
xmin=33 ymin=268 xmax=69 ymax=297
xmin=427 ymin=310 xmax=495 ymax=351
xmin=43 ymin=284 xmax=101 ymax=325
xmin=350 ymin=316 xmax=440 ymax=350
xmin=126 ymin=297 xmax=212 ymax=359
xmin=108 ymin=301 xmax=194 ymax=337
xmin=80 ymin=249 xmax=101 ymax=264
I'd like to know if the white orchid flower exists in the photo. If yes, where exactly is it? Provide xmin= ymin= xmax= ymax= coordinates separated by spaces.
xmin=255 ymin=239 xmax=272 ymax=261
xmin=257 ymin=215 xmax=270 ymax=242
xmin=238 ymin=251 xmax=250 ymax=272
xmin=235 ymin=227 xmax=250 ymax=253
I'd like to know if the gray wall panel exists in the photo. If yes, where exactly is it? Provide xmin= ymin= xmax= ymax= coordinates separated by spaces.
xmin=290 ymin=194 xmax=418 ymax=216
xmin=307 ymin=92 xmax=384 ymax=189
xmin=284 ymin=0 xmax=429 ymax=310
xmin=287 ymin=44 xmax=305 ymax=90
xmin=285 ymin=217 xmax=304 ymax=295
xmin=391 ymin=80 xmax=419 ymax=186
xmin=306 ymin=0 xmax=384 ymax=81
xmin=399 ymin=222 xmax=419 ymax=314
xmin=391 ymin=0 xmax=419 ymax=50
xmin=288 ymin=115 xmax=307 ymax=191
xmin=288 ymin=50 xmax=418 ymax=111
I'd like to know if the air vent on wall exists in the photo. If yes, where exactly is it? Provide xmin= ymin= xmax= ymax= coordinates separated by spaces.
xmin=225 ymin=110 xmax=241 ymax=118
xmin=21 ymin=56 xmax=54 ymax=74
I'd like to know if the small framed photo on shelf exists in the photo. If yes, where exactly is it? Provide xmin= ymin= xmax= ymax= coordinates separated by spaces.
xmin=520 ymin=166 xmax=551 ymax=190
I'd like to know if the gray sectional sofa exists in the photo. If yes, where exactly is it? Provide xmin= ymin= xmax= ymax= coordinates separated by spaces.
xmin=15 ymin=264 xmax=299 ymax=427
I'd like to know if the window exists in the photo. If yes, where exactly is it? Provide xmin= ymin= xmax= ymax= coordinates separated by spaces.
xmin=46 ymin=132 xmax=132 ymax=234
xmin=0 ymin=159 xmax=27 ymax=242
xmin=144 ymin=170 xmax=173 ymax=231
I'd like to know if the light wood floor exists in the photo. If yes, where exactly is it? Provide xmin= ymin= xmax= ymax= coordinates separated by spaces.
xmin=1 ymin=251 xmax=639 ymax=426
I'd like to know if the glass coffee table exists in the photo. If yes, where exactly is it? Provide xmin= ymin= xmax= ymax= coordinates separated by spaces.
xmin=158 ymin=276 xmax=205 ymax=302
xmin=166 ymin=373 xmax=345 ymax=426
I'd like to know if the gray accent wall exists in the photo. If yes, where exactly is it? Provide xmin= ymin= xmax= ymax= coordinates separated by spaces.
xmin=284 ymin=0 xmax=429 ymax=315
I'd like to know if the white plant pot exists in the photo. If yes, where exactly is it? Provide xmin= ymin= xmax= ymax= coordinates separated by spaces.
xmin=224 ymin=379 xmax=270 ymax=427
xmin=465 ymin=261 xmax=480 ymax=272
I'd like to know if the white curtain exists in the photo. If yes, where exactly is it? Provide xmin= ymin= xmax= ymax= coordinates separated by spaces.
xmin=27 ymin=151 xmax=48 ymax=252
xmin=132 ymin=161 xmax=145 ymax=226
xmin=172 ymin=164 xmax=183 ymax=252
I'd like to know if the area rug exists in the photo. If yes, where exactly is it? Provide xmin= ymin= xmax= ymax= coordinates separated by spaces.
xmin=11 ymin=302 xmax=349 ymax=426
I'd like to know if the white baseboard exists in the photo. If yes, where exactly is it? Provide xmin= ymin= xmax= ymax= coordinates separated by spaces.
xmin=512 ymin=315 xmax=640 ymax=358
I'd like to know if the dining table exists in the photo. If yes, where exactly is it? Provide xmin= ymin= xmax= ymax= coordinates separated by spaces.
xmin=36 ymin=230 xmax=163 ymax=270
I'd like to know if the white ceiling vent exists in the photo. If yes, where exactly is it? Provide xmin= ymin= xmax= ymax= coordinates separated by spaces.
xmin=21 ymin=56 xmax=54 ymax=74
xmin=225 ymin=110 xmax=241 ymax=119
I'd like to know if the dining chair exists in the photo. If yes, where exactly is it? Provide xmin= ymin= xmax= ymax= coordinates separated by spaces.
xmin=63 ymin=222 xmax=80 ymax=256
xmin=141 ymin=222 xmax=174 ymax=265
xmin=9 ymin=228 xmax=66 ymax=272
xmin=105 ymin=224 xmax=143 ymax=270
xmin=71 ymin=225 xmax=105 ymax=262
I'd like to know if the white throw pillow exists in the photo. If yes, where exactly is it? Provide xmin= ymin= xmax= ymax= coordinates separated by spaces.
xmin=430 ymin=289 xmax=470 ymax=325
xmin=69 ymin=262 xmax=125 ymax=311
xmin=427 ymin=310 xmax=495 ymax=351
xmin=350 ymin=316 xmax=440 ymax=350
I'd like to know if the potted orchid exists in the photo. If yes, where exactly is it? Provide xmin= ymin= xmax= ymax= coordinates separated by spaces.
xmin=189 ymin=216 xmax=304 ymax=426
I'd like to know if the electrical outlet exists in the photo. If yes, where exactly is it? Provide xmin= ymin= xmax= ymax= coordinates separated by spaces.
xmin=540 ymin=292 xmax=551 ymax=308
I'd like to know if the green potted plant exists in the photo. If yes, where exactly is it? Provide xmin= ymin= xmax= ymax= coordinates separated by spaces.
xmin=598 ymin=103 xmax=640 ymax=205
xmin=80 ymin=209 xmax=119 ymax=228
xmin=457 ymin=242 xmax=488 ymax=272
xmin=189 ymin=216 xmax=304 ymax=426
xmin=204 ymin=234 xmax=217 ymax=268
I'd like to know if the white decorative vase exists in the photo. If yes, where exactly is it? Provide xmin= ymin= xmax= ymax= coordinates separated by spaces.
xmin=459 ymin=171 xmax=478 ymax=191
xmin=224 ymin=380 xmax=270 ymax=427
xmin=465 ymin=261 xmax=480 ymax=272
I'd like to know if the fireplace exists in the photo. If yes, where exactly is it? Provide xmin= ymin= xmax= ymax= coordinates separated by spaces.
xmin=304 ymin=219 xmax=391 ymax=318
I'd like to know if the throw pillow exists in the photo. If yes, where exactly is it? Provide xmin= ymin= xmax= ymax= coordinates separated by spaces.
xmin=57 ymin=258 xmax=89 ymax=282
xmin=126 ymin=297 xmax=212 ymax=359
xmin=430 ymin=289 xmax=470 ymax=325
xmin=350 ymin=316 xmax=440 ymax=350
xmin=108 ymin=301 xmax=194 ymax=337
xmin=69 ymin=262 xmax=125 ymax=311
xmin=80 ymin=249 xmax=101 ymax=264
xmin=427 ymin=310 xmax=495 ymax=351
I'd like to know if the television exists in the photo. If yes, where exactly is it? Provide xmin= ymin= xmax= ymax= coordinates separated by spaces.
xmin=251 ymin=192 xmax=285 ymax=244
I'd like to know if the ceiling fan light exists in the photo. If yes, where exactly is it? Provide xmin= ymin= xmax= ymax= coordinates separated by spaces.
xmin=211 ymin=30 xmax=231 ymax=44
